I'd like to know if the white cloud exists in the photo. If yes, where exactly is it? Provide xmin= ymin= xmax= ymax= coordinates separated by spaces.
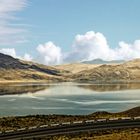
xmin=0 ymin=0 xmax=27 ymax=17
xmin=36 ymin=42 xmax=63 ymax=65
xmin=65 ymin=31 xmax=114 ymax=62
xmin=65 ymin=31 xmax=140 ymax=62
xmin=1 ymin=31 xmax=140 ymax=65
xmin=23 ymin=53 xmax=33 ymax=61
xmin=0 ymin=48 xmax=17 ymax=58
xmin=0 ymin=0 xmax=28 ymax=45
xmin=34 ymin=31 xmax=140 ymax=65
xmin=0 ymin=48 xmax=32 ymax=61
xmin=114 ymin=40 xmax=140 ymax=60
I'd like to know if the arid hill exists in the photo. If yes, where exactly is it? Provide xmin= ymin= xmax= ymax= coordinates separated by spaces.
xmin=82 ymin=58 xmax=124 ymax=64
xmin=1 ymin=53 xmax=140 ymax=83
xmin=0 ymin=106 xmax=139 ymax=132
xmin=55 ymin=63 xmax=100 ymax=73
xmin=0 ymin=53 xmax=69 ymax=83
xmin=118 ymin=106 xmax=140 ymax=117
xmin=70 ymin=59 xmax=140 ymax=83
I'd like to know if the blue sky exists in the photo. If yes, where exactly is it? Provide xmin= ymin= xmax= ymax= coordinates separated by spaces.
xmin=0 ymin=0 xmax=140 ymax=64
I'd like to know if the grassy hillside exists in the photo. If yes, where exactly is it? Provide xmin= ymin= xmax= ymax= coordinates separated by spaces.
xmin=0 ymin=53 xmax=70 ymax=83
xmin=1 ymin=53 xmax=140 ymax=83
xmin=0 ymin=106 xmax=139 ymax=132
xmin=55 ymin=63 xmax=100 ymax=74
xmin=70 ymin=59 xmax=140 ymax=83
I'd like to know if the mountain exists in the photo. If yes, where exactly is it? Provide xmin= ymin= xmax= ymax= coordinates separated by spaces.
xmin=82 ymin=58 xmax=124 ymax=64
xmin=55 ymin=63 xmax=100 ymax=74
xmin=0 ymin=53 xmax=69 ymax=82
xmin=71 ymin=59 xmax=140 ymax=83
xmin=1 ymin=53 xmax=140 ymax=83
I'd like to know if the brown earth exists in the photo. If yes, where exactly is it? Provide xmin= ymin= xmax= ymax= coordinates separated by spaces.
xmin=70 ymin=59 xmax=140 ymax=83
xmin=1 ymin=52 xmax=140 ymax=83
xmin=0 ymin=53 xmax=70 ymax=83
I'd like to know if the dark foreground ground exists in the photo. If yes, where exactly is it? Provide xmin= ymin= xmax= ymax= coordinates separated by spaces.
xmin=24 ymin=128 xmax=140 ymax=140
xmin=0 ymin=106 xmax=140 ymax=140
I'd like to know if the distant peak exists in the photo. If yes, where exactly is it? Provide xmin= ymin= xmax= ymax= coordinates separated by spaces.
xmin=82 ymin=58 xmax=124 ymax=64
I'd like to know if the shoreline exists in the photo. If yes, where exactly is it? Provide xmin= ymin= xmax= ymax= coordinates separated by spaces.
xmin=1 ymin=80 xmax=140 ymax=84
xmin=0 ymin=106 xmax=139 ymax=132
xmin=0 ymin=106 xmax=140 ymax=118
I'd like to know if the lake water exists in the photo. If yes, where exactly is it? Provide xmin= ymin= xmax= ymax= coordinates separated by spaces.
xmin=0 ymin=82 xmax=140 ymax=116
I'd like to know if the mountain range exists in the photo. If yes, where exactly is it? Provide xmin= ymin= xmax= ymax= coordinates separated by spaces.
xmin=82 ymin=58 xmax=124 ymax=64
xmin=1 ymin=53 xmax=140 ymax=83
xmin=0 ymin=53 xmax=69 ymax=83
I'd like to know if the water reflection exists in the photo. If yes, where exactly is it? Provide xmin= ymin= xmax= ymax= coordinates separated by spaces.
xmin=78 ymin=83 xmax=140 ymax=92
xmin=1 ymin=83 xmax=140 ymax=95
xmin=0 ymin=84 xmax=49 ymax=95
xmin=0 ymin=82 xmax=139 ymax=116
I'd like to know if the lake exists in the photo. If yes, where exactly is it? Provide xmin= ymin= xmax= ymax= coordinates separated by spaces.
xmin=0 ymin=82 xmax=140 ymax=116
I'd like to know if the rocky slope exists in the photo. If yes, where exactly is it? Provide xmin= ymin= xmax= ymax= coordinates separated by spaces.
xmin=70 ymin=59 xmax=140 ymax=83
xmin=1 ymin=52 xmax=140 ymax=83
xmin=0 ymin=53 xmax=69 ymax=82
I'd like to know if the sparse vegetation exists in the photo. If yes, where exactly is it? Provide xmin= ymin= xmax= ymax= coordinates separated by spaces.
xmin=0 ymin=106 xmax=139 ymax=132
xmin=22 ymin=128 xmax=140 ymax=140
xmin=1 ymin=53 xmax=140 ymax=83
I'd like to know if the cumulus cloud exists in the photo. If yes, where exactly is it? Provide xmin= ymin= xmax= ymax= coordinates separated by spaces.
xmin=0 ymin=48 xmax=32 ymax=61
xmin=114 ymin=40 xmax=140 ymax=60
xmin=65 ymin=31 xmax=114 ymax=62
xmin=36 ymin=42 xmax=63 ymax=65
xmin=0 ymin=48 xmax=17 ymax=58
xmin=1 ymin=30 xmax=140 ymax=65
xmin=23 ymin=53 xmax=33 ymax=61
xmin=33 ymin=31 xmax=140 ymax=65
xmin=65 ymin=31 xmax=140 ymax=62
xmin=0 ymin=0 xmax=28 ymax=45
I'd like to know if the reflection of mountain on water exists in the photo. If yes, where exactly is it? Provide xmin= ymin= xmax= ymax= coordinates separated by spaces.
xmin=78 ymin=83 xmax=140 ymax=92
xmin=1 ymin=83 xmax=140 ymax=95
xmin=0 ymin=84 xmax=50 ymax=95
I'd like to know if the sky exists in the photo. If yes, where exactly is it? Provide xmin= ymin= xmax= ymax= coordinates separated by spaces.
xmin=0 ymin=0 xmax=140 ymax=65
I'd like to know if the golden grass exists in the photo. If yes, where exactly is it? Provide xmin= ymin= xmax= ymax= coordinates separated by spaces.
xmin=0 ymin=106 xmax=140 ymax=132
xmin=55 ymin=63 xmax=101 ymax=74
